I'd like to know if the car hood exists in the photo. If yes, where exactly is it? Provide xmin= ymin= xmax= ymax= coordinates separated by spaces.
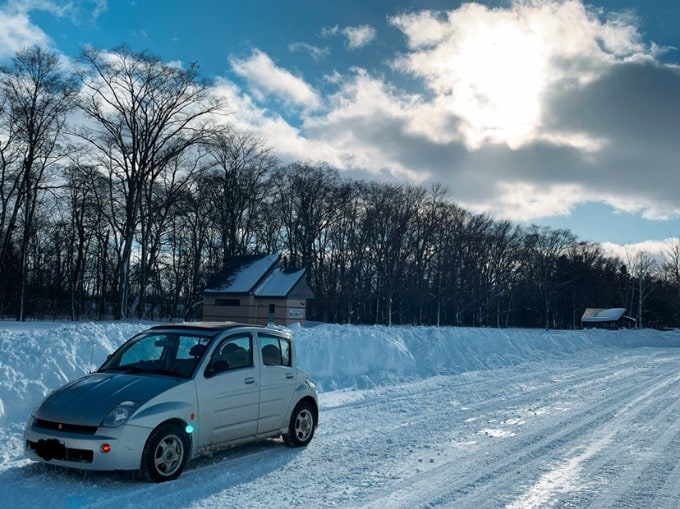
xmin=34 ymin=372 xmax=183 ymax=427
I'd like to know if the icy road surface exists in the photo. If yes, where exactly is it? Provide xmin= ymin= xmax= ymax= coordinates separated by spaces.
xmin=2 ymin=347 xmax=679 ymax=508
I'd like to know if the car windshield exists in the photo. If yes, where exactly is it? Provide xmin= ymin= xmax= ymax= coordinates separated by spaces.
xmin=98 ymin=331 xmax=212 ymax=379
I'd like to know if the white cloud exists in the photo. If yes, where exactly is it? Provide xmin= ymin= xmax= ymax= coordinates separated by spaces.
xmin=597 ymin=9 xmax=646 ymax=57
xmin=600 ymin=239 xmax=673 ymax=265
xmin=599 ymin=194 xmax=680 ymax=222
xmin=342 ymin=25 xmax=376 ymax=50
xmin=288 ymin=42 xmax=329 ymax=62
xmin=214 ymin=66 xmax=428 ymax=181
xmin=303 ymin=69 xmax=434 ymax=182
xmin=0 ymin=10 xmax=50 ymax=59
xmin=210 ymin=77 xmax=340 ymax=165
xmin=230 ymin=49 xmax=321 ymax=111
xmin=6 ymin=0 xmax=107 ymax=22
xmin=322 ymin=24 xmax=377 ymax=50
xmin=467 ymin=182 xmax=585 ymax=221
xmin=0 ymin=0 xmax=108 ymax=60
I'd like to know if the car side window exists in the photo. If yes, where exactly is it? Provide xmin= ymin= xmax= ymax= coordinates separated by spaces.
xmin=172 ymin=336 xmax=210 ymax=377
xmin=208 ymin=335 xmax=253 ymax=376
xmin=260 ymin=334 xmax=291 ymax=367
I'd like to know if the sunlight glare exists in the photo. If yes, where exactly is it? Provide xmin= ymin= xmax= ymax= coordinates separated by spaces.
xmin=448 ymin=18 xmax=546 ymax=148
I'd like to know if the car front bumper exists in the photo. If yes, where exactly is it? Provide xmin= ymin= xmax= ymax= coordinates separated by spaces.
xmin=24 ymin=419 xmax=152 ymax=472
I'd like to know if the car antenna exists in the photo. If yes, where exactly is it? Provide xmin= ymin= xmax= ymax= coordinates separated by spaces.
xmin=89 ymin=337 xmax=95 ymax=373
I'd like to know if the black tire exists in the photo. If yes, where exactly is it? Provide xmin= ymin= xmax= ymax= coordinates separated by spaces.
xmin=282 ymin=401 xmax=316 ymax=447
xmin=140 ymin=423 xmax=190 ymax=482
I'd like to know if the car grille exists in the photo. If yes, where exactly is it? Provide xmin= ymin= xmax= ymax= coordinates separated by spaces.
xmin=33 ymin=418 xmax=98 ymax=435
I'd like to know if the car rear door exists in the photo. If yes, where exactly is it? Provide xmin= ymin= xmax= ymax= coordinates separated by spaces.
xmin=196 ymin=333 xmax=259 ymax=446
xmin=256 ymin=332 xmax=296 ymax=434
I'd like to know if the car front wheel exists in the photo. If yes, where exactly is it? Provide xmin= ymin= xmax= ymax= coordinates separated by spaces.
xmin=141 ymin=423 xmax=190 ymax=482
xmin=283 ymin=401 xmax=316 ymax=447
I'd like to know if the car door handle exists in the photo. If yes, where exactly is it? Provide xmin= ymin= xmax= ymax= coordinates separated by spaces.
xmin=285 ymin=373 xmax=294 ymax=379
xmin=244 ymin=377 xmax=256 ymax=385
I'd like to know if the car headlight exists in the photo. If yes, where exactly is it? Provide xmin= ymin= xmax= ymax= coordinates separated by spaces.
xmin=101 ymin=401 xmax=141 ymax=427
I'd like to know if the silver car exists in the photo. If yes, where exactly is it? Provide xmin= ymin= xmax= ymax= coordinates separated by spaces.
xmin=24 ymin=322 xmax=318 ymax=482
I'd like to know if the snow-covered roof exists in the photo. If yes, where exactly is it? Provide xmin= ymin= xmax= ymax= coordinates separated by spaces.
xmin=581 ymin=308 xmax=627 ymax=322
xmin=254 ymin=268 xmax=306 ymax=297
xmin=204 ymin=254 xmax=313 ymax=299
xmin=205 ymin=254 xmax=280 ymax=294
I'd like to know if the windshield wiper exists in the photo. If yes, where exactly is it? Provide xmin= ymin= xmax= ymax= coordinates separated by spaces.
xmin=98 ymin=365 xmax=144 ymax=374
xmin=99 ymin=364 xmax=190 ymax=378
xmin=150 ymin=368 xmax=194 ymax=378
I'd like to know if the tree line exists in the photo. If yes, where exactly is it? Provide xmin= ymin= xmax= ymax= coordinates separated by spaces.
xmin=1 ymin=45 xmax=679 ymax=328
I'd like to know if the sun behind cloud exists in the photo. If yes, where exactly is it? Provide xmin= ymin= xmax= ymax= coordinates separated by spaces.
xmin=392 ymin=4 xmax=548 ymax=149
xmin=390 ymin=1 xmax=651 ymax=151
xmin=444 ymin=7 xmax=546 ymax=148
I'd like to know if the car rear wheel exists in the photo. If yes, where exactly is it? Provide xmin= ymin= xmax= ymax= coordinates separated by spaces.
xmin=140 ymin=423 xmax=189 ymax=482
xmin=283 ymin=401 xmax=315 ymax=447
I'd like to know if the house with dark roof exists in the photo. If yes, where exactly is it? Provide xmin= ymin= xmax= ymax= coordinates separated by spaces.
xmin=581 ymin=308 xmax=636 ymax=329
xmin=202 ymin=254 xmax=315 ymax=325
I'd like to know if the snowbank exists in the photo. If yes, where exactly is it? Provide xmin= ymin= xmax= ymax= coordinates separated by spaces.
xmin=1 ymin=321 xmax=680 ymax=425
xmin=0 ymin=322 xmax=149 ymax=423
xmin=292 ymin=324 xmax=680 ymax=390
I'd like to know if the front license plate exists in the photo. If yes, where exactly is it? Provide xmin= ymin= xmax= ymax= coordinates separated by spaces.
xmin=35 ymin=439 xmax=66 ymax=461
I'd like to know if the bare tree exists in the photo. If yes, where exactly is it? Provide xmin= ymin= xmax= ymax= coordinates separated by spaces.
xmin=482 ymin=220 xmax=522 ymax=328
xmin=626 ymin=248 xmax=658 ymax=329
xmin=75 ymin=45 xmax=223 ymax=318
xmin=360 ymin=182 xmax=421 ymax=325
xmin=522 ymin=225 xmax=576 ymax=329
xmin=165 ymin=185 xmax=216 ymax=318
xmin=137 ymin=151 xmax=207 ymax=317
xmin=63 ymin=164 xmax=103 ymax=319
xmin=664 ymin=238 xmax=680 ymax=298
xmin=0 ymin=46 xmax=78 ymax=319
xmin=0 ymin=90 xmax=22 ymax=316
xmin=274 ymin=162 xmax=342 ymax=270
xmin=201 ymin=129 xmax=277 ymax=260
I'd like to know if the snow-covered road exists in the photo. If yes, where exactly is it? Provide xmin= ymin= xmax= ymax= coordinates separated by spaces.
xmin=2 ymin=337 xmax=680 ymax=508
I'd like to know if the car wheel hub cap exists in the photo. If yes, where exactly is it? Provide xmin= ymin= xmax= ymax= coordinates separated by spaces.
xmin=295 ymin=409 xmax=313 ymax=440
xmin=155 ymin=435 xmax=183 ymax=475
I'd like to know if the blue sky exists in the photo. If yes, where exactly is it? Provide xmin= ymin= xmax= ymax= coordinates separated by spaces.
xmin=1 ymin=0 xmax=680 ymax=256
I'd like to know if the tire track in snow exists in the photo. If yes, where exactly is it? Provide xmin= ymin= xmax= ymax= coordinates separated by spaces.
xmin=353 ymin=352 xmax=680 ymax=508
xmin=575 ymin=367 xmax=680 ymax=509
xmin=504 ymin=361 xmax=680 ymax=509
xmin=457 ymin=358 xmax=680 ymax=508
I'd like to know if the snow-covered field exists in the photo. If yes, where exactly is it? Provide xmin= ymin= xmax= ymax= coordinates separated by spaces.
xmin=2 ymin=321 xmax=680 ymax=508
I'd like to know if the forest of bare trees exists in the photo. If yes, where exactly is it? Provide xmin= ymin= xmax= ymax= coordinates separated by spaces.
xmin=1 ymin=45 xmax=679 ymax=328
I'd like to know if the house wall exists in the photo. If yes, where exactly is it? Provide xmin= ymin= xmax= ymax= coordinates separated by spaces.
xmin=581 ymin=318 xmax=631 ymax=329
xmin=203 ymin=295 xmax=256 ymax=323
xmin=203 ymin=294 xmax=307 ymax=325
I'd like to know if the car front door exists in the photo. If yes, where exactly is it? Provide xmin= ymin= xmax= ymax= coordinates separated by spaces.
xmin=196 ymin=333 xmax=259 ymax=446
xmin=257 ymin=333 xmax=296 ymax=434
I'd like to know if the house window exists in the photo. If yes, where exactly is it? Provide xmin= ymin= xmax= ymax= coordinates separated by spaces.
xmin=215 ymin=298 xmax=240 ymax=306
xmin=268 ymin=304 xmax=276 ymax=314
